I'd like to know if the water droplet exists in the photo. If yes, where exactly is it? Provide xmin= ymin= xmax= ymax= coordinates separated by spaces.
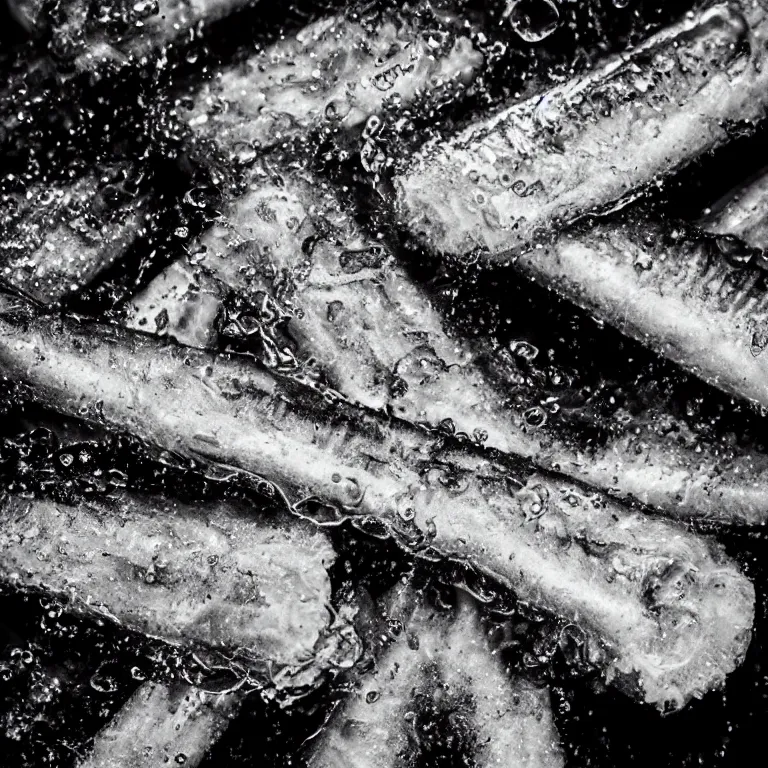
xmin=90 ymin=664 xmax=119 ymax=694
xmin=633 ymin=253 xmax=653 ymax=271
xmin=175 ymin=754 xmax=188 ymax=764
xmin=437 ymin=418 xmax=456 ymax=435
xmin=517 ymin=483 xmax=550 ymax=521
xmin=504 ymin=0 xmax=561 ymax=43
xmin=509 ymin=340 xmax=540 ymax=362
xmin=752 ymin=330 xmax=768 ymax=357
xmin=387 ymin=618 xmax=403 ymax=636
xmin=363 ymin=115 xmax=382 ymax=140
xmin=523 ymin=406 xmax=548 ymax=428
xmin=715 ymin=234 xmax=753 ymax=268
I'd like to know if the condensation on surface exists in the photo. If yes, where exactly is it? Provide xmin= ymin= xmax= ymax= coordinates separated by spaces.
xmin=2 ymin=1 xmax=768 ymax=767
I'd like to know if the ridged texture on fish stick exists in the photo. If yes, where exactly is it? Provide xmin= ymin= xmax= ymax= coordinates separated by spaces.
xmin=0 ymin=292 xmax=754 ymax=711
xmin=0 ymin=489 xmax=354 ymax=692
xmin=396 ymin=3 xmax=768 ymax=259
xmin=76 ymin=682 xmax=241 ymax=768
xmin=439 ymin=592 xmax=564 ymax=768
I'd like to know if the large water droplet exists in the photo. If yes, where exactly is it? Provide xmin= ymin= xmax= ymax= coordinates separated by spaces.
xmin=504 ymin=0 xmax=561 ymax=43
xmin=509 ymin=339 xmax=540 ymax=362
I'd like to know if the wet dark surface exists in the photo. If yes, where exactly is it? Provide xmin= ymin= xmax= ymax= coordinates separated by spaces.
xmin=2 ymin=0 xmax=768 ymax=766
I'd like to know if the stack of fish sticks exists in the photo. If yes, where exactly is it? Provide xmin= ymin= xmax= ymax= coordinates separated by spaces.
xmin=2 ymin=0 xmax=768 ymax=765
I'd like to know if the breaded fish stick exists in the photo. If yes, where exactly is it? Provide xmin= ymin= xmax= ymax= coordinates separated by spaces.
xmin=512 ymin=214 xmax=768 ymax=412
xmin=126 ymin=0 xmax=768 ymax=527
xmin=307 ymin=582 xmax=562 ymax=767
xmin=701 ymin=166 xmax=768 ymax=249
xmin=306 ymin=582 xmax=439 ymax=768
xmin=0 ymin=291 xmax=753 ymax=711
xmin=1 ymin=8 xmax=482 ymax=309
xmin=395 ymin=2 xmax=768 ymax=259
xmin=439 ymin=590 xmax=564 ymax=768
xmin=0 ymin=487 xmax=353 ymax=695
xmin=127 ymin=167 xmax=768 ymax=527
xmin=0 ymin=1 xmax=262 ymax=157
xmin=184 ymin=12 xmax=482 ymax=154
xmin=392 ymin=3 xmax=768 ymax=415
xmin=76 ymin=681 xmax=241 ymax=768
xmin=0 ymin=164 xmax=149 ymax=305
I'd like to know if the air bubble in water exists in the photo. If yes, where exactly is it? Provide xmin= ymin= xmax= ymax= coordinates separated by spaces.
xmin=504 ymin=0 xmax=561 ymax=43
xmin=509 ymin=340 xmax=540 ymax=362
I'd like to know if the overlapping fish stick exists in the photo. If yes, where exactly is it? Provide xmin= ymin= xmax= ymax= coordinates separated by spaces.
xmin=0 ymin=292 xmax=754 ymax=712
xmin=76 ymin=682 xmax=241 ymax=768
xmin=128 ymin=160 xmax=768 ymax=527
xmin=11 ymin=0 xmax=261 ymax=71
xmin=306 ymin=581 xmax=439 ymax=768
xmin=0 ymin=485 xmax=354 ymax=694
xmin=395 ymin=2 xmax=768 ymax=259
xmin=510 ymin=214 xmax=768 ymax=412
xmin=438 ymin=590 xmax=564 ymax=768
xmin=125 ymin=0 xmax=768 ymax=528
xmin=0 ymin=0 xmax=262 ymax=158
xmin=126 ymin=5 xmax=483 ymax=342
xmin=307 ymin=582 xmax=563 ymax=767
xmin=183 ymin=11 xmax=482 ymax=154
xmin=702 ymin=166 xmax=768 ymax=249
xmin=391 ymin=2 xmax=768 ymax=421
xmin=0 ymin=164 xmax=149 ymax=305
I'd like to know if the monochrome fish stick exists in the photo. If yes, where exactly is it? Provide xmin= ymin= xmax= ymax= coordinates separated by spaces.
xmin=120 ymin=0 xmax=768 ymax=532
xmin=0 ymin=292 xmax=754 ymax=711
xmin=111 ymin=0 xmax=261 ymax=63
xmin=76 ymin=682 xmax=242 ymax=768
xmin=306 ymin=582 xmax=440 ymax=768
xmin=129 ymin=162 xmax=768 ymax=530
xmin=308 ymin=583 xmax=563 ymax=767
xmin=0 ymin=165 xmax=149 ymax=305
xmin=395 ymin=2 xmax=768 ymax=259
xmin=0 ymin=487 xmax=352 ymax=693
xmin=0 ymin=1 xmax=261 ymax=152
xmin=183 ymin=12 xmax=482 ymax=154
xmin=439 ymin=591 xmax=564 ymax=768
xmin=127 ymin=259 xmax=224 ymax=348
xmin=511 ymin=214 xmax=768 ymax=413
xmin=701 ymin=166 xmax=768 ymax=250
xmin=12 ymin=9 xmax=480 ymax=314
xmin=23 ymin=0 xmax=261 ymax=70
